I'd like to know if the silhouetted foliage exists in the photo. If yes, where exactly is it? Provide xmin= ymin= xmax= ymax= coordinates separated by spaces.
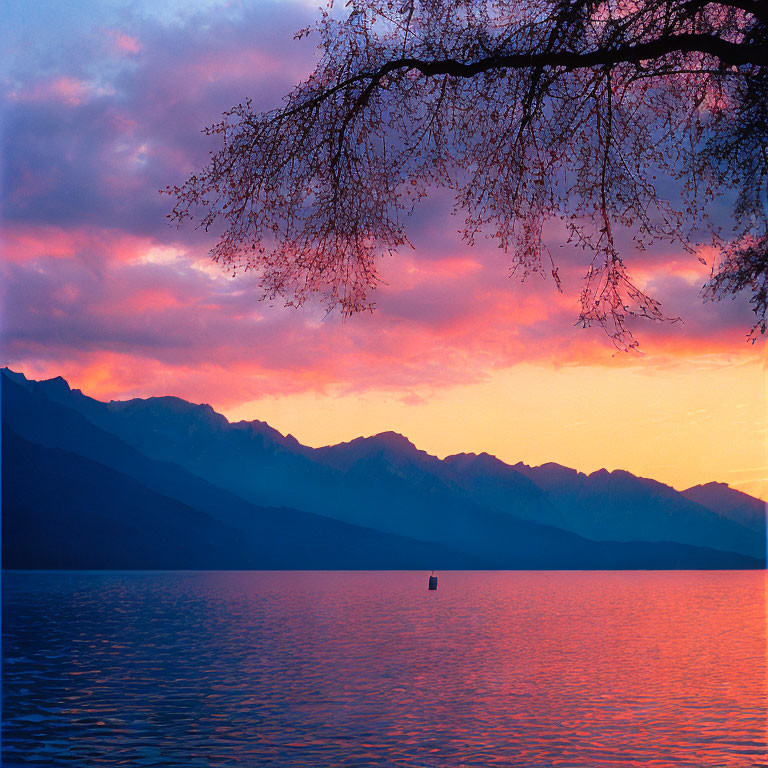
xmin=168 ymin=0 xmax=767 ymax=348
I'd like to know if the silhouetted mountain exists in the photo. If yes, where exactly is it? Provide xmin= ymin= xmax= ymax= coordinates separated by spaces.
xmin=2 ymin=368 xmax=763 ymax=569
xmin=312 ymin=432 xmax=426 ymax=471
xmin=3 ymin=374 xmax=597 ymax=564
xmin=3 ymin=426 xmax=266 ymax=570
xmin=441 ymin=453 xmax=573 ymax=529
xmin=682 ymin=482 xmax=767 ymax=535
xmin=1 ymin=377 xmax=487 ymax=569
xmin=512 ymin=463 xmax=763 ymax=559
xmin=1 ymin=373 xmax=588 ymax=566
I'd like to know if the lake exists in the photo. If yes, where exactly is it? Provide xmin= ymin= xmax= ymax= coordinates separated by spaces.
xmin=2 ymin=570 xmax=766 ymax=767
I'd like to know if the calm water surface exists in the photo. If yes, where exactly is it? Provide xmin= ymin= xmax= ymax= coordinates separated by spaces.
xmin=2 ymin=570 xmax=767 ymax=767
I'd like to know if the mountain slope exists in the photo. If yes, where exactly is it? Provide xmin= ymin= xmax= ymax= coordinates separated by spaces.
xmin=681 ymin=482 xmax=767 ymax=535
xmin=3 ymin=428 xmax=758 ymax=570
xmin=2 ymin=368 xmax=763 ymax=569
xmin=441 ymin=452 xmax=577 ymax=530
xmin=3 ymin=426 xmax=270 ymax=569
xmin=0 ymin=378 xmax=487 ymax=569
xmin=512 ymin=462 xmax=764 ymax=559
xmin=3 ymin=372 xmax=621 ymax=565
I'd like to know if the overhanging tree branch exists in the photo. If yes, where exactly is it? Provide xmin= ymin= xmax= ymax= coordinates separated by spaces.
xmin=168 ymin=0 xmax=768 ymax=349
xmin=278 ymin=33 xmax=763 ymax=125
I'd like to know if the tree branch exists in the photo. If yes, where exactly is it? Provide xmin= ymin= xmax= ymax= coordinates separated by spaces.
xmin=278 ymin=32 xmax=764 ymax=124
xmin=686 ymin=0 xmax=768 ymax=24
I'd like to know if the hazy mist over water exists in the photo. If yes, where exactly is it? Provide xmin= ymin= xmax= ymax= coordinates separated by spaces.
xmin=3 ymin=570 xmax=766 ymax=767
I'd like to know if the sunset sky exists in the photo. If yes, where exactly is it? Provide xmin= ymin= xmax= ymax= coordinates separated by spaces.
xmin=3 ymin=0 xmax=766 ymax=499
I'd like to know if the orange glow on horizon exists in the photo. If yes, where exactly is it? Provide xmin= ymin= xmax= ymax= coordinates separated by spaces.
xmin=224 ymin=358 xmax=768 ymax=500
xmin=11 ymin=353 xmax=767 ymax=501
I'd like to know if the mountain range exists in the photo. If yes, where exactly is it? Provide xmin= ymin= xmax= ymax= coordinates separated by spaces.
xmin=2 ymin=368 xmax=765 ymax=570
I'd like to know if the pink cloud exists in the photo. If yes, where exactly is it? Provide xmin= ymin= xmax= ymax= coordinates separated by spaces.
xmin=7 ymin=76 xmax=98 ymax=106
xmin=2 ymin=1 xmax=763 ymax=410
xmin=3 ymin=221 xmax=760 ymax=410
xmin=188 ymin=49 xmax=291 ymax=83
xmin=103 ymin=29 xmax=142 ymax=55
xmin=1 ymin=224 xmax=162 ymax=265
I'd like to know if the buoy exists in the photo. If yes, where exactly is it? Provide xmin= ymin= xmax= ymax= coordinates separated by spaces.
xmin=428 ymin=571 xmax=438 ymax=590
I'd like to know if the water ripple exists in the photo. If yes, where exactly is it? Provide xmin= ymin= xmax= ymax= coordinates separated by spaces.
xmin=2 ymin=570 xmax=766 ymax=767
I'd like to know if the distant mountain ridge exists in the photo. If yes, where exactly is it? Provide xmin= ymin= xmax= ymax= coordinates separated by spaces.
xmin=681 ymin=482 xmax=767 ymax=534
xmin=1 ymin=377 xmax=485 ymax=569
xmin=2 ymin=368 xmax=765 ymax=570
xmin=508 ymin=461 xmax=763 ymax=557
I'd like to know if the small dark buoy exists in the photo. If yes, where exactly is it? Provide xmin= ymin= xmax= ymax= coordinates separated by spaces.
xmin=428 ymin=571 xmax=438 ymax=590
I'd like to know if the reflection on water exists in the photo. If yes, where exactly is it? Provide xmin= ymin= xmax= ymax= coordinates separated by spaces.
xmin=2 ymin=570 xmax=766 ymax=767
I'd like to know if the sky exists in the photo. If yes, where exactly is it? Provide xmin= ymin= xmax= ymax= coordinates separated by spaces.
xmin=2 ymin=0 xmax=766 ymax=499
